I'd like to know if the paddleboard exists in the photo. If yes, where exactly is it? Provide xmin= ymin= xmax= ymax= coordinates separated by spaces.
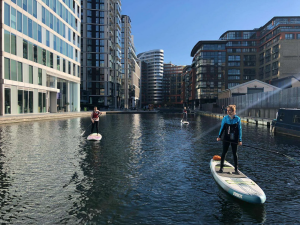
xmin=210 ymin=158 xmax=266 ymax=204
xmin=87 ymin=133 xmax=102 ymax=141
xmin=181 ymin=119 xmax=189 ymax=125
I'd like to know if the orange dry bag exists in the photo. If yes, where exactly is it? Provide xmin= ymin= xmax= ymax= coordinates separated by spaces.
xmin=213 ymin=155 xmax=221 ymax=160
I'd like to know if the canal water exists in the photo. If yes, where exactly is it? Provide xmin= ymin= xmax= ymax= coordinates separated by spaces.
xmin=0 ymin=114 xmax=299 ymax=224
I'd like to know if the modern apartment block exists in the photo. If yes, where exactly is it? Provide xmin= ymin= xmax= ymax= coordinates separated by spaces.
xmin=163 ymin=63 xmax=184 ymax=107
xmin=138 ymin=49 xmax=164 ymax=106
xmin=191 ymin=41 xmax=227 ymax=106
xmin=121 ymin=15 xmax=140 ymax=109
xmin=1 ymin=0 xmax=81 ymax=115
xmin=80 ymin=0 xmax=122 ymax=110
xmin=181 ymin=65 xmax=196 ymax=108
xmin=191 ymin=16 xmax=300 ymax=107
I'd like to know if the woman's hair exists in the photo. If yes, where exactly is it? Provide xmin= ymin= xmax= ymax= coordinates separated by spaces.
xmin=227 ymin=105 xmax=236 ymax=113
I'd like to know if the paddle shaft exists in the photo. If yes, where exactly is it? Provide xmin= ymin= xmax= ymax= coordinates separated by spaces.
xmin=219 ymin=139 xmax=300 ymax=165
xmin=81 ymin=123 xmax=92 ymax=136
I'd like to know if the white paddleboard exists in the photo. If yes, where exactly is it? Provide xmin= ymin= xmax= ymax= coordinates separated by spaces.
xmin=87 ymin=133 xmax=102 ymax=141
xmin=210 ymin=158 xmax=266 ymax=204
xmin=181 ymin=119 xmax=189 ymax=125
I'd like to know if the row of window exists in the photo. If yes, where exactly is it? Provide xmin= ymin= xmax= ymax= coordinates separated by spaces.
xmin=10 ymin=0 xmax=79 ymax=35
xmin=4 ymin=30 xmax=80 ymax=77
xmin=227 ymin=48 xmax=257 ymax=53
xmin=285 ymin=33 xmax=300 ymax=39
xmin=4 ymin=5 xmax=79 ymax=62
xmin=4 ymin=58 xmax=42 ymax=85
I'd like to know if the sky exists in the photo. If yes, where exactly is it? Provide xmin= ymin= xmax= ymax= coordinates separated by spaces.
xmin=122 ymin=0 xmax=300 ymax=66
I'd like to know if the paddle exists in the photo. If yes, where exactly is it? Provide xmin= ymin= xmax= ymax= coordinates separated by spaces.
xmin=218 ymin=139 xmax=300 ymax=165
xmin=81 ymin=123 xmax=93 ymax=136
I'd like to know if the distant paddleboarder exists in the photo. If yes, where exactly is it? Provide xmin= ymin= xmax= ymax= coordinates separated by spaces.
xmin=91 ymin=106 xmax=102 ymax=134
xmin=217 ymin=105 xmax=242 ymax=174
xmin=183 ymin=107 xmax=188 ymax=121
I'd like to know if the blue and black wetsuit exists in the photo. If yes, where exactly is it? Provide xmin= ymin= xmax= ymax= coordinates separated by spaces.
xmin=218 ymin=115 xmax=242 ymax=171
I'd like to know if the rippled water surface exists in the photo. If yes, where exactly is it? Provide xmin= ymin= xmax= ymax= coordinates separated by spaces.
xmin=0 ymin=114 xmax=300 ymax=224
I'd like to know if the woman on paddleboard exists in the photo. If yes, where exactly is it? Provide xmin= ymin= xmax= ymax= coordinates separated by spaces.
xmin=91 ymin=106 xmax=102 ymax=134
xmin=217 ymin=105 xmax=242 ymax=174
xmin=183 ymin=107 xmax=187 ymax=121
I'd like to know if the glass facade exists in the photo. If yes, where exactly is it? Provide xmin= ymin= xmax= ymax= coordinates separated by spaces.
xmin=192 ymin=43 xmax=226 ymax=101
xmin=81 ymin=0 xmax=122 ymax=110
xmin=1 ymin=1 xmax=81 ymax=115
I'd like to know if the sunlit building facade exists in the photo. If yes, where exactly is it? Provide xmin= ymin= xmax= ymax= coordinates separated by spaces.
xmin=1 ymin=0 xmax=81 ymax=115
xmin=121 ymin=15 xmax=140 ymax=109
xmin=138 ymin=49 xmax=164 ymax=106
xmin=163 ymin=63 xmax=184 ymax=107
xmin=80 ymin=0 xmax=122 ymax=109
xmin=191 ymin=16 xmax=300 ymax=107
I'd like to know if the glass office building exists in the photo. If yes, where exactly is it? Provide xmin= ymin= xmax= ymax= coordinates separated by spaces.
xmin=1 ymin=0 xmax=81 ymax=115
xmin=80 ymin=0 xmax=122 ymax=110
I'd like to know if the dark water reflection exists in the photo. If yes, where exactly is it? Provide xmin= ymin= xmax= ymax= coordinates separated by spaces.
xmin=0 ymin=114 xmax=300 ymax=224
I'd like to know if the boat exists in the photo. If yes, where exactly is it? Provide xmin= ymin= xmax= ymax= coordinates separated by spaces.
xmin=271 ymin=108 xmax=300 ymax=137
xmin=210 ymin=157 xmax=266 ymax=204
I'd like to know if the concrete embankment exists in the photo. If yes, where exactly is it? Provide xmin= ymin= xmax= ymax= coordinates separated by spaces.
xmin=0 ymin=110 xmax=158 ymax=125
xmin=197 ymin=111 xmax=272 ymax=126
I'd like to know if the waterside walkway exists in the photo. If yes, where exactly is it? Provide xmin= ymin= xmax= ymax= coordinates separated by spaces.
xmin=197 ymin=111 xmax=273 ymax=126
xmin=0 ymin=110 xmax=158 ymax=125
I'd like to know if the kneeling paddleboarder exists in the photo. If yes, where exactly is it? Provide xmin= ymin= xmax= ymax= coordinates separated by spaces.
xmin=217 ymin=105 xmax=242 ymax=174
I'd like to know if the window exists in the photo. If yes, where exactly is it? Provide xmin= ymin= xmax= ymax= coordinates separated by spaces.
xmin=228 ymin=55 xmax=240 ymax=61
xmin=285 ymin=34 xmax=294 ymax=39
xmin=57 ymin=56 xmax=60 ymax=70
xmin=29 ymin=91 xmax=33 ymax=113
xmin=29 ymin=65 xmax=33 ymax=84
xmin=28 ymin=18 xmax=32 ymax=38
xmin=23 ymin=15 xmax=28 ymax=35
xmin=23 ymin=0 xmax=27 ymax=11
xmin=11 ymin=60 xmax=17 ymax=81
xmin=38 ymin=46 xmax=42 ymax=64
xmin=18 ymin=62 xmax=23 ymax=82
xmin=293 ymin=115 xmax=300 ymax=124
xmin=33 ymin=45 xmax=38 ymax=62
xmin=228 ymin=83 xmax=239 ymax=88
xmin=17 ymin=0 xmax=22 ymax=8
xmin=43 ymin=49 xmax=46 ymax=66
xmin=18 ymin=90 xmax=23 ymax=113
xmin=5 ymin=89 xmax=11 ymax=114
xmin=4 ymin=58 xmax=10 ymax=80
xmin=36 ymin=25 xmax=41 ymax=43
xmin=46 ymin=51 xmax=50 ymax=67
xmin=11 ymin=33 xmax=17 ymax=55
xmin=63 ymin=59 xmax=66 ymax=72
xmin=4 ymin=30 xmax=10 ymax=53
xmin=50 ymin=52 xmax=53 ymax=68
xmin=32 ymin=21 xmax=37 ymax=40
xmin=228 ymin=69 xmax=240 ymax=75
xmin=28 ymin=42 xmax=33 ymax=61
xmin=11 ymin=7 xmax=16 ymax=29
xmin=33 ymin=0 xmax=37 ymax=18
xmin=17 ymin=11 xmax=22 ymax=32
xmin=38 ymin=68 xmax=42 ymax=85
xmin=38 ymin=92 xmax=43 ymax=113
xmin=4 ymin=3 xmax=10 ymax=26
xmin=28 ymin=0 xmax=32 ymax=15
xmin=68 ymin=61 xmax=71 ymax=74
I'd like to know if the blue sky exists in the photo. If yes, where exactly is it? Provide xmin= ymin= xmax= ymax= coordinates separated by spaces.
xmin=122 ymin=0 xmax=300 ymax=66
